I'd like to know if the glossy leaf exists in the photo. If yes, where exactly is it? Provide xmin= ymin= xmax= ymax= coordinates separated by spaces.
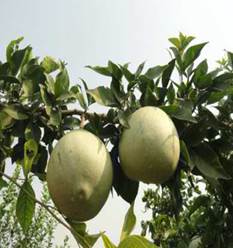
xmin=145 ymin=65 xmax=166 ymax=80
xmin=183 ymin=42 xmax=208 ymax=70
xmin=162 ymin=59 xmax=176 ymax=88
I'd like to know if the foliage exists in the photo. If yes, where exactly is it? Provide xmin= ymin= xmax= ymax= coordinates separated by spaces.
xmin=1 ymin=32 xmax=233 ymax=247
xmin=0 ymin=165 xmax=70 ymax=248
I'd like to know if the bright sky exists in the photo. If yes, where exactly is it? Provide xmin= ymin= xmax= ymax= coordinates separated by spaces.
xmin=1 ymin=0 xmax=233 ymax=247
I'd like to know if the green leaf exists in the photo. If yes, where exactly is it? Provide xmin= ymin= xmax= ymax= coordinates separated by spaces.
xmin=162 ymin=59 xmax=176 ymax=87
xmin=135 ymin=61 xmax=146 ymax=77
xmin=68 ymin=220 xmax=101 ymax=248
xmin=167 ymin=83 xmax=175 ymax=104
xmin=191 ymin=143 xmax=231 ymax=180
xmin=63 ymin=116 xmax=80 ymax=129
xmin=101 ymin=234 xmax=117 ymax=248
xmin=168 ymin=37 xmax=180 ymax=48
xmin=0 ymin=111 xmax=14 ymax=129
xmin=86 ymin=65 xmax=112 ymax=76
xmin=3 ymin=105 xmax=28 ymax=120
xmin=87 ymin=87 xmax=118 ymax=107
xmin=6 ymin=37 xmax=24 ymax=63
xmin=70 ymin=85 xmax=88 ymax=110
xmin=118 ymin=110 xmax=130 ymax=128
xmin=170 ymin=100 xmax=196 ymax=123
xmin=11 ymin=47 xmax=32 ymax=75
xmin=180 ymin=140 xmax=191 ymax=168
xmin=145 ymin=65 xmax=166 ymax=80
xmin=54 ymin=68 xmax=70 ymax=97
xmin=16 ymin=181 xmax=36 ymax=233
xmin=120 ymin=65 xmax=135 ymax=84
xmin=140 ymin=86 xmax=158 ymax=106
xmin=118 ymin=235 xmax=156 ymax=248
xmin=0 ymin=177 xmax=7 ymax=190
xmin=194 ymin=74 xmax=213 ymax=89
xmin=111 ymin=146 xmax=139 ymax=204
xmin=40 ymin=85 xmax=52 ymax=107
xmin=41 ymin=56 xmax=59 ymax=73
xmin=108 ymin=61 xmax=122 ymax=80
xmin=48 ymin=108 xmax=62 ymax=127
xmin=183 ymin=42 xmax=208 ymax=70
xmin=24 ymin=139 xmax=38 ymax=177
xmin=120 ymin=203 xmax=136 ymax=241
xmin=189 ymin=195 xmax=210 ymax=216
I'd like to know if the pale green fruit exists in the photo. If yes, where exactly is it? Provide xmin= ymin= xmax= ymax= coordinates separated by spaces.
xmin=47 ymin=129 xmax=113 ymax=221
xmin=119 ymin=106 xmax=180 ymax=184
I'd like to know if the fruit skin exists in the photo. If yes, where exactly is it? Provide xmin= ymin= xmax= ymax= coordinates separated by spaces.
xmin=119 ymin=106 xmax=180 ymax=184
xmin=47 ymin=129 xmax=113 ymax=221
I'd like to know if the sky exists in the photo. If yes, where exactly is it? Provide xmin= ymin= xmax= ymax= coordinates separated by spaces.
xmin=1 ymin=0 xmax=233 ymax=247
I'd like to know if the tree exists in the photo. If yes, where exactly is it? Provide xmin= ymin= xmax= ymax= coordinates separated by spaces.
xmin=0 ymin=33 xmax=233 ymax=247
xmin=0 ymin=165 xmax=70 ymax=248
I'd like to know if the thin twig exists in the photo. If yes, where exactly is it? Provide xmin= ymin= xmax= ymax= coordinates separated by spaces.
xmin=1 ymin=172 xmax=90 ymax=248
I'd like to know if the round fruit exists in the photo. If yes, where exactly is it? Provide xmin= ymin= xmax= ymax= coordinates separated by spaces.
xmin=47 ymin=129 xmax=113 ymax=221
xmin=119 ymin=106 xmax=180 ymax=184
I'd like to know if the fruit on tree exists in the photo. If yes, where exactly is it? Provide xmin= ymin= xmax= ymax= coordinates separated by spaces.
xmin=119 ymin=106 xmax=180 ymax=184
xmin=46 ymin=129 xmax=113 ymax=221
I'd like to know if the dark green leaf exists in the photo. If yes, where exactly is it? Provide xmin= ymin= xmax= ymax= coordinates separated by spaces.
xmin=111 ymin=146 xmax=139 ymax=204
xmin=189 ymin=195 xmax=210 ymax=216
xmin=16 ymin=181 xmax=36 ymax=233
xmin=86 ymin=65 xmax=112 ymax=77
xmin=171 ymin=100 xmax=196 ymax=123
xmin=0 ymin=177 xmax=7 ymax=190
xmin=180 ymin=140 xmax=191 ymax=168
xmin=145 ymin=65 xmax=166 ymax=80
xmin=140 ymin=86 xmax=158 ymax=106
xmin=183 ymin=43 xmax=208 ymax=70
xmin=191 ymin=143 xmax=231 ymax=180
xmin=118 ymin=111 xmax=130 ymax=128
xmin=120 ymin=65 xmax=135 ymax=84
xmin=108 ymin=61 xmax=122 ymax=80
xmin=162 ymin=59 xmax=176 ymax=87
xmin=63 ymin=116 xmax=80 ymax=129
xmin=135 ymin=61 xmax=146 ymax=77
xmin=167 ymin=83 xmax=175 ymax=104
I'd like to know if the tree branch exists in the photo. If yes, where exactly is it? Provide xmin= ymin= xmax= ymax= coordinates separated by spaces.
xmin=0 ymin=172 xmax=86 ymax=248
xmin=61 ymin=108 xmax=107 ymax=120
